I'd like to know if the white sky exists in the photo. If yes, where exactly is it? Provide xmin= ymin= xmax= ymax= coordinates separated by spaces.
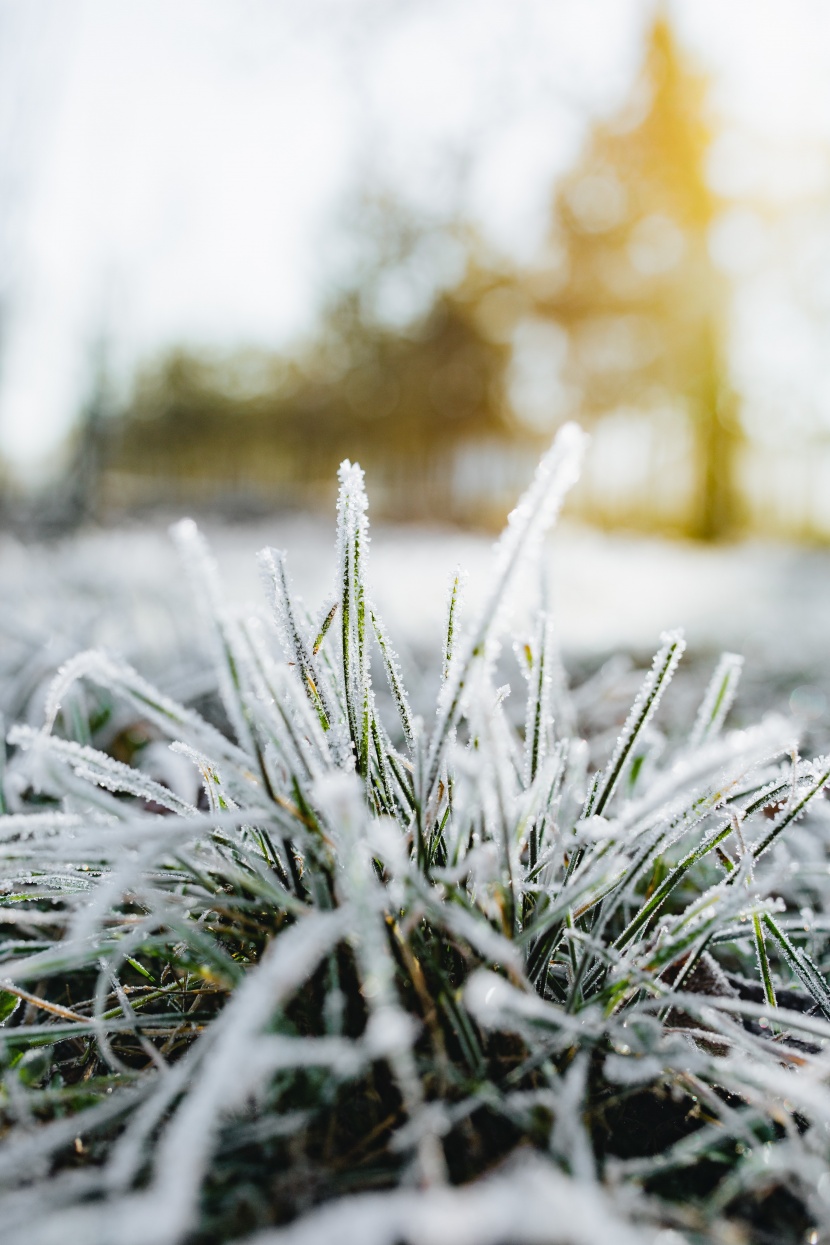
xmin=2 ymin=0 xmax=830 ymax=477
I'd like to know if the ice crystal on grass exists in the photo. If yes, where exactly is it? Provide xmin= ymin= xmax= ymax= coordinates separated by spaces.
xmin=1 ymin=422 xmax=830 ymax=1244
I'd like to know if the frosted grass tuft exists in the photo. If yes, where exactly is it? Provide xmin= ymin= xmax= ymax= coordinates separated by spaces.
xmin=0 ymin=424 xmax=828 ymax=1245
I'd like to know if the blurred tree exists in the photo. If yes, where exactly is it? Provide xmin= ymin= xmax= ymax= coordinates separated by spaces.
xmin=93 ymin=190 xmax=527 ymax=523
xmin=520 ymin=15 xmax=736 ymax=538
xmin=101 ymin=274 xmax=513 ymax=523
xmin=97 ymin=17 xmax=737 ymax=536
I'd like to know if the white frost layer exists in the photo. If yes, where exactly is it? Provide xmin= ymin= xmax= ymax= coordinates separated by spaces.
xmin=242 ymin=1154 xmax=656 ymax=1245
xmin=2 ymin=516 xmax=828 ymax=669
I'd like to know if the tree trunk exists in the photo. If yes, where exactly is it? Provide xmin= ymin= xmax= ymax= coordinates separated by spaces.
xmin=691 ymin=321 xmax=737 ymax=541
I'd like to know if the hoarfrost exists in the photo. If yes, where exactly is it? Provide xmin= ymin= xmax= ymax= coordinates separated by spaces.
xmin=0 ymin=425 xmax=828 ymax=1245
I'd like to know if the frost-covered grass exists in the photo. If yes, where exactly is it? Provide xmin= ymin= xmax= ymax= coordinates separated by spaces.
xmin=2 ymin=423 xmax=830 ymax=1243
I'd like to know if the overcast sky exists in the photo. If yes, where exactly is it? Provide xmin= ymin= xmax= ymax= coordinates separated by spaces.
xmin=2 ymin=0 xmax=830 ymax=477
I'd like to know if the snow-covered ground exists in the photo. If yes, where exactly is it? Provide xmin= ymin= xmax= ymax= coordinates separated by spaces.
xmin=3 ymin=512 xmax=830 ymax=727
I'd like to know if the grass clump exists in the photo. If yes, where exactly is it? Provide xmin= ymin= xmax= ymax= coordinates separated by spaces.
xmin=1 ymin=422 xmax=830 ymax=1243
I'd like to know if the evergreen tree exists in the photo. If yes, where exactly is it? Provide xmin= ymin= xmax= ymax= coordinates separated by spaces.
xmin=530 ymin=16 xmax=735 ymax=538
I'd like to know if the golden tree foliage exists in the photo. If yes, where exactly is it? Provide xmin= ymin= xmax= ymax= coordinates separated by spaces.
xmin=528 ymin=17 xmax=736 ymax=537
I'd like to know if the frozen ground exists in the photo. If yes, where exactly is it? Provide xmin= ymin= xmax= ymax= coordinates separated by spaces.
xmin=3 ymin=512 xmax=830 ymax=728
